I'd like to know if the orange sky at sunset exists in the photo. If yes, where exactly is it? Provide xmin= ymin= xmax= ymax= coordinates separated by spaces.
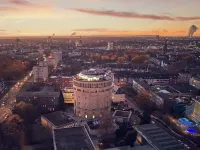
xmin=0 ymin=0 xmax=200 ymax=37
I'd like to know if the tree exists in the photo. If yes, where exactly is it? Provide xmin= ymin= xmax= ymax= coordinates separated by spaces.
xmin=171 ymin=103 xmax=186 ymax=118
xmin=131 ymin=55 xmax=149 ymax=63
xmin=99 ymin=114 xmax=113 ymax=136
xmin=0 ymin=114 xmax=24 ymax=150
xmin=118 ymin=57 xmax=126 ymax=63
xmin=140 ymin=111 xmax=151 ymax=124
xmin=13 ymin=102 xmax=39 ymax=124
xmin=136 ymin=94 xmax=155 ymax=113
xmin=115 ymin=124 xmax=127 ymax=140
xmin=125 ymin=130 xmax=137 ymax=147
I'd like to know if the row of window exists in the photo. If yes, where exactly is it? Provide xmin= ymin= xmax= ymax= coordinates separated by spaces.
xmin=74 ymin=88 xmax=112 ymax=93
xmin=73 ymin=81 xmax=112 ymax=88
xmin=76 ymin=101 xmax=110 ymax=109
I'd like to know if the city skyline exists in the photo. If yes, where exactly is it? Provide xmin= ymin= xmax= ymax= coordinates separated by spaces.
xmin=0 ymin=0 xmax=200 ymax=37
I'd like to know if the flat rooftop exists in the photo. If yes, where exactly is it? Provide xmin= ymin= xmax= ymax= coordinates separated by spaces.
xmin=113 ymin=110 xmax=132 ymax=118
xmin=42 ymin=111 xmax=75 ymax=127
xmin=170 ymin=84 xmax=199 ymax=94
xmin=53 ymin=126 xmax=95 ymax=150
xmin=74 ymin=68 xmax=113 ymax=82
xmin=134 ymin=124 xmax=186 ymax=150
xmin=104 ymin=145 xmax=154 ymax=150
xmin=17 ymin=83 xmax=60 ymax=97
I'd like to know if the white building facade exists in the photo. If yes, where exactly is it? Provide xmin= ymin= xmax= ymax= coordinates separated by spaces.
xmin=73 ymin=69 xmax=114 ymax=119
xmin=33 ymin=62 xmax=48 ymax=82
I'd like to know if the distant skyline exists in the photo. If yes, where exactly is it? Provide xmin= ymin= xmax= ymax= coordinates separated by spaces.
xmin=0 ymin=0 xmax=200 ymax=37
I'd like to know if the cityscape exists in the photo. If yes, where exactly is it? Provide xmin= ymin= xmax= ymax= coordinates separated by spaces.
xmin=1 ymin=0 xmax=200 ymax=150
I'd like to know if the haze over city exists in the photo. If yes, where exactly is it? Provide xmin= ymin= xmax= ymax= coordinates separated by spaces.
xmin=1 ymin=0 xmax=200 ymax=37
xmin=2 ymin=0 xmax=200 ymax=150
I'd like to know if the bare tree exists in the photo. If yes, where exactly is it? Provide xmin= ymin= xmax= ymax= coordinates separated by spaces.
xmin=99 ymin=113 xmax=113 ymax=136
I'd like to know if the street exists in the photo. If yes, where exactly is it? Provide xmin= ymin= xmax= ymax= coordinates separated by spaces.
xmin=0 ymin=72 xmax=33 ymax=122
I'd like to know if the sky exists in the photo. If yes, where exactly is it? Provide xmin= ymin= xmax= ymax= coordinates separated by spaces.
xmin=0 ymin=0 xmax=200 ymax=37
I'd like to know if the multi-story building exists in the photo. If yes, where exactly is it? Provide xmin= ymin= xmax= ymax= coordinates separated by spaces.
xmin=52 ymin=127 xmax=95 ymax=150
xmin=16 ymin=83 xmax=62 ymax=113
xmin=63 ymin=87 xmax=74 ymax=104
xmin=107 ymin=42 xmax=114 ymax=50
xmin=73 ymin=68 xmax=114 ymax=119
xmin=41 ymin=111 xmax=76 ymax=130
xmin=132 ymin=79 xmax=150 ymax=95
xmin=33 ymin=61 xmax=48 ymax=82
xmin=49 ymin=76 xmax=73 ymax=90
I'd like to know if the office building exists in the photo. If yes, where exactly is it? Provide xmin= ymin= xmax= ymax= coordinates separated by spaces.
xmin=132 ymin=79 xmax=150 ymax=95
xmin=32 ymin=61 xmax=49 ymax=82
xmin=53 ymin=126 xmax=95 ymax=150
xmin=107 ymin=42 xmax=114 ymax=50
xmin=63 ymin=87 xmax=74 ymax=104
xmin=73 ymin=68 xmax=114 ymax=119
xmin=16 ymin=83 xmax=62 ymax=113
xmin=49 ymin=76 xmax=73 ymax=90
xmin=41 ymin=111 xmax=76 ymax=130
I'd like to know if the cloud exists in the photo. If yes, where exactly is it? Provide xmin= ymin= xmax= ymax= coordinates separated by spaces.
xmin=71 ymin=28 xmax=188 ymax=36
xmin=72 ymin=8 xmax=200 ymax=21
xmin=173 ymin=30 xmax=185 ymax=33
xmin=72 ymin=8 xmax=174 ymax=20
xmin=9 ymin=0 xmax=52 ymax=9
xmin=72 ymin=28 xmax=129 ymax=32
xmin=0 ymin=29 xmax=6 ymax=32
xmin=162 ymin=29 xmax=168 ymax=33
xmin=13 ymin=20 xmax=25 ymax=24
xmin=0 ymin=7 xmax=22 ymax=12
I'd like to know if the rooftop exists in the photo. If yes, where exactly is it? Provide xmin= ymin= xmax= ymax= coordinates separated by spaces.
xmin=74 ymin=68 xmax=113 ymax=82
xmin=134 ymin=124 xmax=186 ymax=150
xmin=113 ymin=110 xmax=132 ymax=118
xmin=42 ymin=111 xmax=75 ymax=127
xmin=104 ymin=145 xmax=154 ymax=150
xmin=170 ymin=84 xmax=199 ymax=94
xmin=17 ymin=83 xmax=60 ymax=97
xmin=53 ymin=126 xmax=95 ymax=150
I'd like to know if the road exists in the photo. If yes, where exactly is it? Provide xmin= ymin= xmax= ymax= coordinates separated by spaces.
xmin=0 ymin=72 xmax=32 ymax=122
xmin=125 ymin=95 xmax=197 ymax=150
